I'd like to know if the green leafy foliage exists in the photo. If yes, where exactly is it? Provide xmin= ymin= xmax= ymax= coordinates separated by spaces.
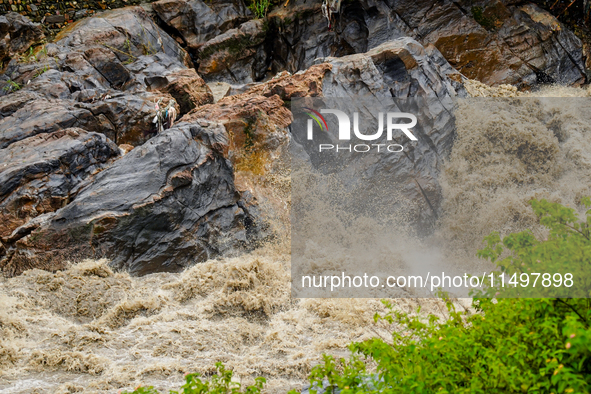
xmin=248 ymin=0 xmax=271 ymax=18
xmin=303 ymin=198 xmax=591 ymax=393
xmin=2 ymin=79 xmax=22 ymax=93
xmin=478 ymin=198 xmax=591 ymax=297
xmin=122 ymin=362 xmax=266 ymax=394
xmin=304 ymin=297 xmax=591 ymax=394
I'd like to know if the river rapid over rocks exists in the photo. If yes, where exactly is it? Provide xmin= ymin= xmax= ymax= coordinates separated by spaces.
xmin=1 ymin=0 xmax=591 ymax=392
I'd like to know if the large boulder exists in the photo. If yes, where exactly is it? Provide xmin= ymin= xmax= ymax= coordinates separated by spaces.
xmin=303 ymin=37 xmax=465 ymax=228
xmin=152 ymin=0 xmax=586 ymax=87
xmin=186 ymin=37 xmax=465 ymax=229
xmin=54 ymin=7 xmax=191 ymax=69
xmin=197 ymin=19 xmax=267 ymax=83
xmin=0 ymin=128 xmax=119 ymax=244
xmin=0 ymin=121 xmax=266 ymax=277
xmin=152 ymin=0 xmax=251 ymax=52
xmin=0 ymin=8 xmax=196 ymax=148
xmin=0 ymin=90 xmax=39 ymax=118
xmin=0 ymin=12 xmax=45 ymax=64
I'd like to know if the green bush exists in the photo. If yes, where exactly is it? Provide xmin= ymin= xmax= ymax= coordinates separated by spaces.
xmin=304 ymin=198 xmax=591 ymax=394
xmin=123 ymin=362 xmax=266 ymax=394
xmin=478 ymin=198 xmax=591 ymax=298
xmin=248 ymin=0 xmax=271 ymax=19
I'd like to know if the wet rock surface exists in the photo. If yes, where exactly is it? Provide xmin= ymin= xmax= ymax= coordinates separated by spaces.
xmin=156 ymin=0 xmax=586 ymax=87
xmin=152 ymin=0 xmax=252 ymax=53
xmin=0 ymin=0 xmax=589 ymax=277
xmin=0 ymin=121 xmax=265 ymax=277
xmin=0 ymin=128 xmax=120 ymax=243
xmin=0 ymin=7 xmax=267 ymax=277
xmin=0 ymin=12 xmax=45 ymax=64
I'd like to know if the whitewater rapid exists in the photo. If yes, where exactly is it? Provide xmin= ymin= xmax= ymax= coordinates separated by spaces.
xmin=1 ymin=82 xmax=590 ymax=393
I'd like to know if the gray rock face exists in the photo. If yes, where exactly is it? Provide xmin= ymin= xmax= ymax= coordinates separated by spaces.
xmin=0 ymin=128 xmax=119 ymax=243
xmin=55 ymin=7 xmax=191 ymax=68
xmin=77 ymin=91 xmax=178 ymax=146
xmin=0 ymin=10 xmax=268 ymax=277
xmin=170 ymin=0 xmax=585 ymax=86
xmin=266 ymin=0 xmax=372 ymax=78
xmin=152 ymin=0 xmax=251 ymax=52
xmin=293 ymin=38 xmax=465 ymax=230
xmin=0 ymin=99 xmax=105 ymax=149
xmin=320 ymin=38 xmax=467 ymax=100
xmin=0 ymin=93 xmax=176 ymax=149
xmin=197 ymin=19 xmax=267 ymax=83
xmin=0 ymin=12 xmax=45 ymax=61
xmin=0 ymin=90 xmax=39 ymax=118
xmin=367 ymin=0 xmax=586 ymax=87
xmin=1 ymin=122 xmax=265 ymax=276
xmin=0 ymin=7 xmax=191 ymax=98
xmin=0 ymin=8 xmax=195 ymax=149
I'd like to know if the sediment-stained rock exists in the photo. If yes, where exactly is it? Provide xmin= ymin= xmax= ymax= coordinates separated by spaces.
xmin=54 ymin=7 xmax=191 ymax=68
xmin=183 ymin=94 xmax=292 ymax=156
xmin=0 ymin=121 xmax=266 ymax=277
xmin=405 ymin=1 xmax=586 ymax=87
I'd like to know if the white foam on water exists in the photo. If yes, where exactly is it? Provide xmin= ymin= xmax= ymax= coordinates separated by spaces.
xmin=1 ymin=81 xmax=590 ymax=393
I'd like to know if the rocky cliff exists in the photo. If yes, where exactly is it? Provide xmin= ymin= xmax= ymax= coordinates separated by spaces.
xmin=0 ymin=0 xmax=588 ymax=276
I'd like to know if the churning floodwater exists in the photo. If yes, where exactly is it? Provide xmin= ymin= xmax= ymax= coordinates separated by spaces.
xmin=1 ymin=82 xmax=590 ymax=393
